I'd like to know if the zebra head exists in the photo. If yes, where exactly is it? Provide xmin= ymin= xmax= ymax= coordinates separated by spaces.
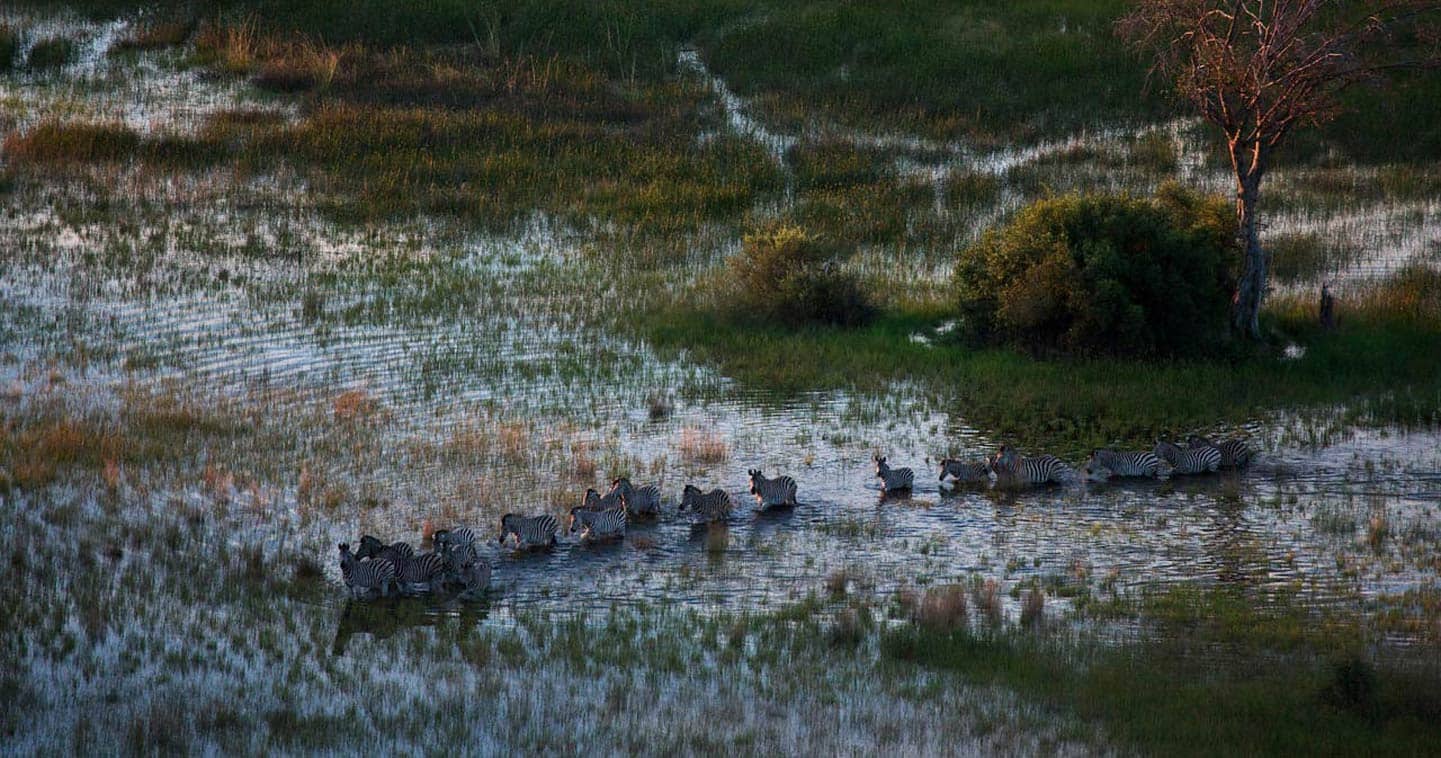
xmin=1186 ymin=434 xmax=1215 ymax=449
xmin=355 ymin=534 xmax=385 ymax=560
xmin=431 ymin=529 xmax=451 ymax=550
xmin=582 ymin=488 xmax=601 ymax=509
xmin=1152 ymin=440 xmax=1179 ymax=463
xmin=610 ymin=477 xmax=630 ymax=493
xmin=497 ymin=513 xmax=519 ymax=545
xmin=567 ymin=507 xmax=584 ymax=534
xmin=679 ymin=484 xmax=701 ymax=511
xmin=938 ymin=458 xmax=954 ymax=480
xmin=1083 ymin=453 xmax=1113 ymax=482
xmin=747 ymin=469 xmax=760 ymax=494
xmin=873 ymin=456 xmax=887 ymax=477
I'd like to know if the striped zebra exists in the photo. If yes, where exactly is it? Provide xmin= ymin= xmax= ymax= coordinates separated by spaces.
xmin=938 ymin=458 xmax=988 ymax=484
xmin=440 ymin=539 xmax=481 ymax=573
xmin=569 ymin=506 xmax=627 ymax=542
xmin=679 ymin=484 xmax=731 ymax=522
xmin=581 ymin=487 xmax=624 ymax=511
xmin=873 ymin=455 xmax=914 ymax=492
xmin=1187 ymin=435 xmax=1252 ymax=469
xmin=748 ymin=469 xmax=798 ymax=508
xmin=1153 ymin=440 xmax=1220 ymax=475
xmin=1084 ymin=449 xmax=1171 ymax=481
xmin=609 ymin=477 xmax=662 ymax=519
xmin=450 ymin=558 xmax=491 ymax=595
xmin=498 ymin=513 xmax=559 ymax=550
xmin=395 ymin=552 xmax=448 ymax=595
xmin=432 ymin=527 xmax=479 ymax=554
xmin=356 ymin=535 xmax=414 ymax=566
xmin=337 ymin=542 xmax=397 ymax=600
xmin=988 ymin=446 xmax=1073 ymax=488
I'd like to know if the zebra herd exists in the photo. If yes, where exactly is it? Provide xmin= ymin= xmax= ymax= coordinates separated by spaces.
xmin=336 ymin=437 xmax=1253 ymax=600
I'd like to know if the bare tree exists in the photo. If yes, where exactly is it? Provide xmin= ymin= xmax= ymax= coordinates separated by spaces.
xmin=1119 ymin=1 xmax=1440 ymax=339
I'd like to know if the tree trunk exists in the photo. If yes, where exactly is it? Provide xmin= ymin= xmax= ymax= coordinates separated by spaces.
xmin=1228 ymin=139 xmax=1268 ymax=340
xmin=1232 ymin=178 xmax=1266 ymax=338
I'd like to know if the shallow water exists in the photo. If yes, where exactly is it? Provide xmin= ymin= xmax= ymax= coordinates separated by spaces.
xmin=3 ymin=16 xmax=1439 ymax=637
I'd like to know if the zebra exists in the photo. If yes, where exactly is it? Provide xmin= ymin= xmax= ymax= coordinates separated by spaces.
xmin=609 ymin=477 xmax=662 ymax=519
xmin=938 ymin=458 xmax=989 ymax=484
xmin=449 ymin=557 xmax=491 ymax=596
xmin=569 ymin=506 xmax=627 ymax=542
xmin=356 ymin=535 xmax=414 ymax=567
xmin=1153 ymin=440 xmax=1220 ymax=475
xmin=432 ymin=527 xmax=479 ymax=554
xmin=581 ymin=487 xmax=624 ymax=511
xmin=1084 ymin=449 xmax=1171 ymax=482
xmin=748 ymin=469 xmax=798 ymax=508
xmin=440 ymin=538 xmax=481 ymax=573
xmin=873 ymin=455 xmax=914 ymax=492
xmin=988 ymin=446 xmax=1073 ymax=488
xmin=395 ymin=551 xmax=448 ymax=595
xmin=337 ymin=542 xmax=397 ymax=600
xmin=1187 ymin=435 xmax=1252 ymax=469
xmin=679 ymin=485 xmax=731 ymax=522
xmin=497 ymin=513 xmax=559 ymax=550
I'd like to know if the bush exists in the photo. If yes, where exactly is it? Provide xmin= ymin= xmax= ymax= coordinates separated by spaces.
xmin=727 ymin=223 xmax=874 ymax=328
xmin=954 ymin=185 xmax=1235 ymax=357
xmin=28 ymin=37 xmax=77 ymax=70
xmin=0 ymin=25 xmax=18 ymax=73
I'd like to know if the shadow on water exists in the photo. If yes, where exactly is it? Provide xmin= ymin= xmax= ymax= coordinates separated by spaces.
xmin=333 ymin=596 xmax=491 ymax=656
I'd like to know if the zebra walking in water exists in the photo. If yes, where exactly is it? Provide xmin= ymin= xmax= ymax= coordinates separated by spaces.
xmin=581 ymin=487 xmax=624 ymax=511
xmin=433 ymin=527 xmax=479 ymax=554
xmin=679 ymin=485 xmax=731 ymax=522
xmin=609 ymin=478 xmax=662 ymax=519
xmin=988 ymin=446 xmax=1073 ymax=488
xmin=338 ymin=543 xmax=397 ymax=600
xmin=356 ymin=535 xmax=414 ymax=566
xmin=497 ymin=513 xmax=559 ymax=550
xmin=748 ymin=469 xmax=798 ymax=508
xmin=1153 ymin=440 xmax=1220 ymax=475
xmin=873 ymin=455 xmax=914 ymax=492
xmin=938 ymin=458 xmax=989 ymax=484
xmin=569 ymin=506 xmax=627 ymax=542
xmin=395 ymin=551 xmax=448 ymax=595
xmin=1084 ymin=449 xmax=1171 ymax=481
xmin=1187 ymin=435 xmax=1252 ymax=469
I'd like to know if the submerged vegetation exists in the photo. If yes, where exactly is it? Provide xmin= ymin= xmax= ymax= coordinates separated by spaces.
xmin=3 ymin=0 xmax=1441 ymax=753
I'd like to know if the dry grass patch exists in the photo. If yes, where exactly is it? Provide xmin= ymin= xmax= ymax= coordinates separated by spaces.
xmin=678 ymin=427 xmax=727 ymax=464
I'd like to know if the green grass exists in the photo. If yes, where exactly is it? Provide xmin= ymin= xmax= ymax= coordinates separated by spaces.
xmin=884 ymin=585 xmax=1441 ymax=757
xmin=640 ymin=304 xmax=1441 ymax=451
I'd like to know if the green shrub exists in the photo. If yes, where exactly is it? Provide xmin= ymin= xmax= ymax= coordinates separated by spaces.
xmin=0 ymin=25 xmax=18 ymax=73
xmin=727 ymin=223 xmax=874 ymax=328
xmin=954 ymin=185 xmax=1235 ymax=357
xmin=28 ymin=37 xmax=77 ymax=70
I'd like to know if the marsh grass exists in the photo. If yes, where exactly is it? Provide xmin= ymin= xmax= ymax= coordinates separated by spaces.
xmin=887 ymin=584 xmax=1441 ymax=756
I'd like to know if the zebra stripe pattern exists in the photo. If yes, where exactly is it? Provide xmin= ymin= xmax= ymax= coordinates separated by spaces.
xmin=679 ymin=485 xmax=731 ymax=522
xmin=357 ymin=534 xmax=414 ymax=567
xmin=570 ymin=506 xmax=627 ymax=541
xmin=609 ymin=478 xmax=661 ymax=518
xmin=1085 ymin=449 xmax=1169 ymax=481
xmin=581 ymin=487 xmax=624 ymax=511
xmin=433 ymin=527 xmax=478 ymax=553
xmin=396 ymin=552 xmax=448 ymax=594
xmin=748 ymin=469 xmax=798 ymax=507
xmin=450 ymin=558 xmax=491 ymax=595
xmin=873 ymin=455 xmax=914 ymax=491
xmin=989 ymin=446 xmax=1072 ymax=487
xmin=338 ymin=542 xmax=396 ymax=599
xmin=498 ymin=513 xmax=559 ymax=550
xmin=1154 ymin=441 xmax=1220 ymax=475
xmin=1188 ymin=435 xmax=1252 ymax=469
xmin=938 ymin=458 xmax=988 ymax=483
